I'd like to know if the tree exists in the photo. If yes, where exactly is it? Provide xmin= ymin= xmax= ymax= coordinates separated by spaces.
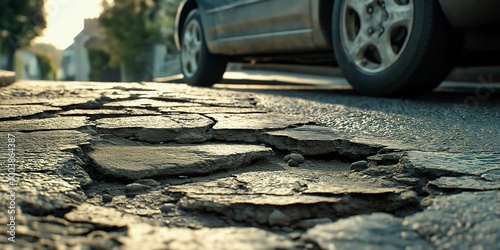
xmin=164 ymin=0 xmax=180 ymax=20
xmin=33 ymin=43 xmax=62 ymax=67
xmin=0 ymin=0 xmax=47 ymax=70
xmin=36 ymin=51 xmax=57 ymax=80
xmin=164 ymin=0 xmax=181 ymax=52
xmin=99 ymin=0 xmax=172 ymax=81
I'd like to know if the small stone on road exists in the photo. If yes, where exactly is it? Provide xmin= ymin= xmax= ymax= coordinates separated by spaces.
xmin=351 ymin=160 xmax=369 ymax=171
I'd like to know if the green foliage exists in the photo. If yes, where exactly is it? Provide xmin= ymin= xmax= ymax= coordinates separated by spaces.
xmin=13 ymin=51 xmax=25 ymax=80
xmin=33 ymin=43 xmax=62 ymax=66
xmin=36 ymin=52 xmax=57 ymax=80
xmin=164 ymin=0 xmax=180 ymax=21
xmin=88 ymin=48 xmax=115 ymax=81
xmin=0 ymin=0 xmax=47 ymax=52
xmin=99 ymin=0 xmax=173 ymax=77
xmin=162 ymin=0 xmax=181 ymax=52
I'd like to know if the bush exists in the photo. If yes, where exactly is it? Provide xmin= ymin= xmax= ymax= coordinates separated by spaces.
xmin=88 ymin=48 xmax=113 ymax=81
xmin=99 ymin=0 xmax=177 ymax=81
xmin=36 ymin=52 xmax=57 ymax=80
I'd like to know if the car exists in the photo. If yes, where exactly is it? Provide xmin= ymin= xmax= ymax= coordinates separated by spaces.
xmin=174 ymin=0 xmax=500 ymax=97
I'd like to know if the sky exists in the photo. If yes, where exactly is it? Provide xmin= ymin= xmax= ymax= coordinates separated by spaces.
xmin=34 ymin=0 xmax=102 ymax=50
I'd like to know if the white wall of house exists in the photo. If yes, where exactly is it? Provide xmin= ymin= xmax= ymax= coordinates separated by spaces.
xmin=74 ymin=34 xmax=91 ymax=81
xmin=61 ymin=44 xmax=77 ymax=80
xmin=14 ymin=50 xmax=42 ymax=80
xmin=152 ymin=44 xmax=167 ymax=78
xmin=63 ymin=38 xmax=173 ymax=82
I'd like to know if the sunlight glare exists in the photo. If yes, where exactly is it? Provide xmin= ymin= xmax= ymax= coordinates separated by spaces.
xmin=34 ymin=0 xmax=103 ymax=50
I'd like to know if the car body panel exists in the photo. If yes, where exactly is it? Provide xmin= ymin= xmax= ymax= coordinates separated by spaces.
xmin=175 ymin=0 xmax=500 ymax=62
xmin=206 ymin=0 xmax=317 ymax=55
xmin=438 ymin=0 xmax=500 ymax=28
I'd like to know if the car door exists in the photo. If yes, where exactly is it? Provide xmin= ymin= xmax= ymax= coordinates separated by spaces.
xmin=206 ymin=0 xmax=316 ymax=55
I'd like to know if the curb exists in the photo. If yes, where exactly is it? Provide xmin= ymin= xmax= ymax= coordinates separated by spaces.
xmin=0 ymin=70 xmax=16 ymax=87
xmin=155 ymin=63 xmax=500 ymax=84
xmin=447 ymin=66 xmax=500 ymax=82
xmin=237 ymin=63 xmax=343 ymax=77
xmin=154 ymin=73 xmax=300 ymax=85
xmin=237 ymin=63 xmax=500 ymax=83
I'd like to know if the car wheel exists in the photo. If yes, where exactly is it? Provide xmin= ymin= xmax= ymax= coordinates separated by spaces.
xmin=332 ymin=0 xmax=462 ymax=97
xmin=181 ymin=9 xmax=227 ymax=86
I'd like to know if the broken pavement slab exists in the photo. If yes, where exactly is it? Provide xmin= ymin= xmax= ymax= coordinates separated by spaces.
xmin=121 ymin=224 xmax=296 ymax=250
xmin=0 ymin=105 xmax=60 ymax=119
xmin=0 ymin=172 xmax=86 ymax=216
xmin=0 ymin=148 xmax=91 ymax=217
xmin=0 ymin=97 xmax=101 ymax=109
xmin=64 ymin=203 xmax=151 ymax=227
xmin=400 ymin=151 xmax=499 ymax=178
xmin=156 ymin=92 xmax=259 ymax=108
xmin=209 ymin=113 xmax=313 ymax=142
xmin=0 ymin=116 xmax=90 ymax=132
xmin=0 ymin=130 xmax=91 ymax=153
xmin=175 ymin=188 xmax=416 ymax=226
xmin=160 ymin=106 xmax=266 ymax=115
xmin=304 ymin=213 xmax=433 ymax=250
xmin=404 ymin=191 xmax=500 ymax=249
xmin=168 ymin=166 xmax=418 ymax=225
xmin=0 ymin=131 xmax=92 ymax=216
xmin=67 ymin=204 xmax=296 ymax=250
xmin=261 ymin=125 xmax=390 ymax=159
xmin=104 ymin=98 xmax=201 ymax=108
xmin=95 ymin=114 xmax=215 ymax=143
xmin=61 ymin=108 xmax=161 ymax=117
xmin=428 ymin=176 xmax=500 ymax=191
xmin=89 ymin=143 xmax=274 ymax=180
xmin=303 ymin=155 xmax=500 ymax=250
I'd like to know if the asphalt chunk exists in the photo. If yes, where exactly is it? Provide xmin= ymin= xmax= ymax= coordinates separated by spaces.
xmin=89 ymin=143 xmax=274 ymax=180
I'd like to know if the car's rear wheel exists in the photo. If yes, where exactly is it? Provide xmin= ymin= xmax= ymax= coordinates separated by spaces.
xmin=181 ymin=9 xmax=227 ymax=86
xmin=332 ymin=0 xmax=462 ymax=97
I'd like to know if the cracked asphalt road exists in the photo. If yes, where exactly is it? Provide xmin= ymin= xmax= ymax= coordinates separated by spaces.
xmin=0 ymin=73 xmax=499 ymax=249
xmin=216 ymin=71 xmax=500 ymax=154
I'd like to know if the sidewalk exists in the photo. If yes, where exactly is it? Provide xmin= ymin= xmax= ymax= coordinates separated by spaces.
xmin=156 ymin=63 xmax=500 ymax=87
xmin=238 ymin=63 xmax=500 ymax=82
xmin=155 ymin=70 xmax=351 ymax=88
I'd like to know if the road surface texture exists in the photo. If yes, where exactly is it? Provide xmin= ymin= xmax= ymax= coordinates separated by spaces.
xmin=0 ymin=71 xmax=499 ymax=249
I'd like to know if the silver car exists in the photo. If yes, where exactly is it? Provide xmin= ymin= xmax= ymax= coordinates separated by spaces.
xmin=175 ymin=0 xmax=500 ymax=97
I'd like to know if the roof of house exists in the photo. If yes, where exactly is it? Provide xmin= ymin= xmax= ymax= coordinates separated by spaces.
xmin=81 ymin=18 xmax=101 ymax=37
xmin=69 ymin=18 xmax=105 ymax=50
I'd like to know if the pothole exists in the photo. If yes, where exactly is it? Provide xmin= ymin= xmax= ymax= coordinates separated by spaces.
xmin=62 ymin=120 xmax=465 ymax=240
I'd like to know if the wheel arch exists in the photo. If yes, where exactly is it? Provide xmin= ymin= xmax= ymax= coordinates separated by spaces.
xmin=316 ymin=0 xmax=335 ymax=46
xmin=175 ymin=0 xmax=199 ymax=51
xmin=438 ymin=0 xmax=500 ymax=29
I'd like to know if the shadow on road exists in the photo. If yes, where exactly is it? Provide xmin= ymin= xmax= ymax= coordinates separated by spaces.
xmin=214 ymin=71 xmax=500 ymax=109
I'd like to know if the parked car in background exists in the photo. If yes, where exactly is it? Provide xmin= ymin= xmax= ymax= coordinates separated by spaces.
xmin=175 ymin=0 xmax=500 ymax=97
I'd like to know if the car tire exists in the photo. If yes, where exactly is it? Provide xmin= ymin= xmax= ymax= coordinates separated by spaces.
xmin=180 ymin=9 xmax=227 ymax=86
xmin=332 ymin=0 xmax=462 ymax=97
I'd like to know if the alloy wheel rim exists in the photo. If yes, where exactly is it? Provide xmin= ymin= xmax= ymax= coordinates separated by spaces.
xmin=340 ymin=0 xmax=414 ymax=73
xmin=182 ymin=20 xmax=202 ymax=77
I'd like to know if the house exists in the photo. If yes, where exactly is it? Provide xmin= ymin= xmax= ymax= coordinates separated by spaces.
xmin=62 ymin=17 xmax=174 ymax=82
xmin=62 ymin=18 xmax=104 ymax=81
xmin=61 ymin=44 xmax=76 ymax=80
xmin=14 ymin=48 xmax=42 ymax=80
